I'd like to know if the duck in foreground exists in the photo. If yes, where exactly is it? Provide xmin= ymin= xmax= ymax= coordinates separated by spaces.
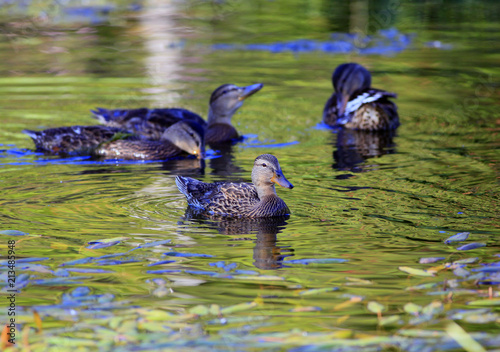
xmin=176 ymin=154 xmax=293 ymax=218
xmin=92 ymin=83 xmax=263 ymax=145
xmin=323 ymin=63 xmax=399 ymax=131
xmin=23 ymin=120 xmax=204 ymax=160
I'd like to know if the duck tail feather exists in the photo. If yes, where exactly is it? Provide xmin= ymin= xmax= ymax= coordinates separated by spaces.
xmin=91 ymin=108 xmax=111 ymax=123
xmin=22 ymin=129 xmax=41 ymax=141
xmin=175 ymin=176 xmax=190 ymax=198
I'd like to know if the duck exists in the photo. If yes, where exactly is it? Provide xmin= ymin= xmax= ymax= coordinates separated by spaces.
xmin=175 ymin=154 xmax=293 ymax=218
xmin=323 ymin=63 xmax=399 ymax=131
xmin=23 ymin=120 xmax=205 ymax=161
xmin=92 ymin=83 xmax=263 ymax=145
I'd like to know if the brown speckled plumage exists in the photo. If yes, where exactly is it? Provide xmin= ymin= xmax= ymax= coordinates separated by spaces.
xmin=93 ymin=139 xmax=185 ymax=160
xmin=23 ymin=121 xmax=204 ymax=161
xmin=323 ymin=63 xmax=399 ymax=131
xmin=205 ymin=123 xmax=240 ymax=145
xmin=176 ymin=154 xmax=293 ymax=218
xmin=22 ymin=125 xmax=132 ymax=155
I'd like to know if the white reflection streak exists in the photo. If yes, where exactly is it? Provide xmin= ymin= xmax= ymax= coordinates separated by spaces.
xmin=139 ymin=0 xmax=184 ymax=105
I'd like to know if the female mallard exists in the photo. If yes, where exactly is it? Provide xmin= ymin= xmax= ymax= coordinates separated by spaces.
xmin=92 ymin=83 xmax=263 ymax=145
xmin=175 ymin=154 xmax=293 ymax=218
xmin=323 ymin=63 xmax=399 ymax=131
xmin=23 ymin=121 xmax=204 ymax=160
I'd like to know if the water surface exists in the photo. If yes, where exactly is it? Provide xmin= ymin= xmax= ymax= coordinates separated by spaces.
xmin=0 ymin=0 xmax=499 ymax=350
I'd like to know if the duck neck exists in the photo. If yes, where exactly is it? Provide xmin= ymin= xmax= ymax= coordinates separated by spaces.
xmin=255 ymin=183 xmax=277 ymax=200
xmin=207 ymin=106 xmax=233 ymax=127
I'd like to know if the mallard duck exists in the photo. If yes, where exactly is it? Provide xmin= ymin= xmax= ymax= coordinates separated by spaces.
xmin=23 ymin=121 xmax=204 ymax=160
xmin=92 ymin=83 xmax=263 ymax=145
xmin=323 ymin=63 xmax=399 ymax=131
xmin=175 ymin=154 xmax=293 ymax=218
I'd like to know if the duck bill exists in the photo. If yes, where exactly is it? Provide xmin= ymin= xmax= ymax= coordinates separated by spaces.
xmin=238 ymin=83 xmax=264 ymax=101
xmin=336 ymin=93 xmax=350 ymax=117
xmin=271 ymin=171 xmax=294 ymax=189
xmin=193 ymin=146 xmax=206 ymax=159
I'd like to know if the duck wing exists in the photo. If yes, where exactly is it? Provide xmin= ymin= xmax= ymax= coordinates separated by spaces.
xmin=176 ymin=176 xmax=259 ymax=216
xmin=92 ymin=107 xmax=207 ymax=140
xmin=23 ymin=125 xmax=130 ymax=154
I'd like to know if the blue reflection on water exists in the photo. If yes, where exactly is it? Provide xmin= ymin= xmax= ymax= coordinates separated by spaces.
xmin=213 ymin=28 xmax=418 ymax=56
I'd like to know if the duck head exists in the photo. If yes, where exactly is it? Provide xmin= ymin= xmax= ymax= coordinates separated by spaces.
xmin=332 ymin=63 xmax=371 ymax=117
xmin=251 ymin=154 xmax=293 ymax=199
xmin=162 ymin=121 xmax=205 ymax=159
xmin=207 ymin=83 xmax=263 ymax=126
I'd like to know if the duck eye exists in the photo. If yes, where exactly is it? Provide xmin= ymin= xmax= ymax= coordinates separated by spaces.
xmin=262 ymin=163 xmax=267 ymax=167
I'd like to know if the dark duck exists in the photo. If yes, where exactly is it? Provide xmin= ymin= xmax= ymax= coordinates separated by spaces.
xmin=176 ymin=154 xmax=293 ymax=218
xmin=23 ymin=121 xmax=205 ymax=161
xmin=323 ymin=63 xmax=399 ymax=131
xmin=92 ymin=83 xmax=263 ymax=145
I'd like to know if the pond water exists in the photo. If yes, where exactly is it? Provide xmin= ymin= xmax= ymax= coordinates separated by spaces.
xmin=0 ymin=0 xmax=499 ymax=350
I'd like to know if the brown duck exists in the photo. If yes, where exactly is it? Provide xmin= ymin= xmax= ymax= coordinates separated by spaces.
xmin=23 ymin=121 xmax=204 ymax=160
xmin=92 ymin=83 xmax=263 ymax=145
xmin=323 ymin=63 xmax=399 ymax=131
xmin=175 ymin=154 xmax=293 ymax=218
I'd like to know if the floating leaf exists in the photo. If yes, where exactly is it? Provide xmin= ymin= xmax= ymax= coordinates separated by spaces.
xmin=0 ymin=230 xmax=27 ymax=236
xmin=419 ymin=257 xmax=445 ymax=264
xmin=457 ymin=243 xmax=486 ymax=251
xmin=189 ymin=305 xmax=210 ymax=316
xmin=468 ymin=299 xmax=500 ymax=306
xmin=422 ymin=301 xmax=443 ymax=316
xmin=298 ymin=287 xmax=338 ymax=296
xmin=453 ymin=267 xmax=470 ymax=277
xmin=33 ymin=310 xmax=42 ymax=332
xmin=379 ymin=315 xmax=400 ymax=326
xmin=209 ymin=304 xmax=221 ymax=316
xmin=1 ymin=324 xmax=14 ymax=348
xmin=446 ymin=322 xmax=487 ymax=352
xmin=444 ymin=232 xmax=470 ymax=244
xmin=367 ymin=301 xmax=386 ymax=314
xmin=399 ymin=266 xmax=435 ymax=277
xmin=454 ymin=258 xmax=478 ymax=264
xmin=403 ymin=303 xmax=422 ymax=316
xmin=345 ymin=277 xmax=373 ymax=285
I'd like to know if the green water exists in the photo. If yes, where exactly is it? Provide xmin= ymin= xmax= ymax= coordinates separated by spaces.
xmin=0 ymin=0 xmax=499 ymax=351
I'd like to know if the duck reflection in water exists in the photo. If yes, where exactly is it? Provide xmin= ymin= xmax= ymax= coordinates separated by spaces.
xmin=182 ymin=209 xmax=293 ymax=269
xmin=332 ymin=129 xmax=397 ymax=172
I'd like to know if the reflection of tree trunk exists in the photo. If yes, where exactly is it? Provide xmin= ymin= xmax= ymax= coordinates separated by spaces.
xmin=139 ymin=0 xmax=184 ymax=106
xmin=350 ymin=0 xmax=369 ymax=34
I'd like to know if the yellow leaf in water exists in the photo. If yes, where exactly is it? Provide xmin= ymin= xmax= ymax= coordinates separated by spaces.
xmin=399 ymin=266 xmax=436 ymax=277
xmin=446 ymin=322 xmax=486 ymax=352
xmin=34 ymin=310 xmax=42 ymax=333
